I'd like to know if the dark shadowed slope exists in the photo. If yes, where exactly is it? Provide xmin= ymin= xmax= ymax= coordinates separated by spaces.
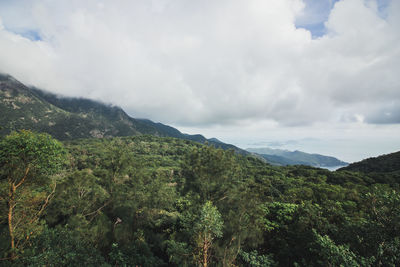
xmin=338 ymin=151 xmax=400 ymax=184
xmin=339 ymin=151 xmax=400 ymax=173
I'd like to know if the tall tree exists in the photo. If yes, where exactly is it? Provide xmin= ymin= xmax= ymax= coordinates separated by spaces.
xmin=182 ymin=145 xmax=239 ymax=203
xmin=0 ymin=130 xmax=66 ymax=258
xmin=194 ymin=201 xmax=223 ymax=267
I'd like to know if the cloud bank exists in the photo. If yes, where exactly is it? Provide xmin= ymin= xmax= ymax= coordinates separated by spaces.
xmin=0 ymin=0 xmax=399 ymax=129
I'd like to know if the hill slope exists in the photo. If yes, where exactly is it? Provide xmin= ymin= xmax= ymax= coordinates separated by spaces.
xmin=0 ymin=73 xmax=245 ymax=153
xmin=339 ymin=151 xmax=400 ymax=173
xmin=338 ymin=151 xmax=400 ymax=184
xmin=247 ymin=147 xmax=348 ymax=168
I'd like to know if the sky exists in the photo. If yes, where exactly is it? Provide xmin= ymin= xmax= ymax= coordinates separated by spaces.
xmin=0 ymin=0 xmax=399 ymax=162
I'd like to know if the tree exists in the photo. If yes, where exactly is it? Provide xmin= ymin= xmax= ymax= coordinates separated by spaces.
xmin=182 ymin=145 xmax=239 ymax=203
xmin=16 ymin=227 xmax=107 ymax=266
xmin=358 ymin=186 xmax=400 ymax=265
xmin=181 ymin=145 xmax=253 ymax=265
xmin=0 ymin=130 xmax=66 ymax=258
xmin=194 ymin=201 xmax=223 ymax=267
xmin=310 ymin=229 xmax=373 ymax=266
xmin=46 ymin=170 xmax=111 ymax=248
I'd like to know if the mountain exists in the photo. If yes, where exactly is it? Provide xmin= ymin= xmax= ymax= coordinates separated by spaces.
xmin=338 ymin=151 xmax=400 ymax=185
xmin=339 ymin=151 xmax=400 ymax=173
xmin=338 ymin=151 xmax=400 ymax=184
xmin=0 ymin=73 xmax=246 ymax=154
xmin=247 ymin=147 xmax=348 ymax=168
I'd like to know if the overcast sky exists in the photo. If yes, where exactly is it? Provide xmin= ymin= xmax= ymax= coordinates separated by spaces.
xmin=0 ymin=0 xmax=399 ymax=162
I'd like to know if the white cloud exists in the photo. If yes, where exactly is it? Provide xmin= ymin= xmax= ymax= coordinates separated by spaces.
xmin=0 ymin=0 xmax=399 ymax=160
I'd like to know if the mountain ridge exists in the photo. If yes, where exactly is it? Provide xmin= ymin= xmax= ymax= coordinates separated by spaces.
xmin=247 ymin=147 xmax=348 ymax=168
xmin=339 ymin=151 xmax=400 ymax=173
xmin=0 ymin=73 xmax=247 ymax=154
xmin=337 ymin=151 xmax=400 ymax=184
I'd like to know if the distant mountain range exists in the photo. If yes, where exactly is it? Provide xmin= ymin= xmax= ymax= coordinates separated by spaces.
xmin=0 ymin=73 xmax=246 ymax=154
xmin=247 ymin=147 xmax=348 ymax=168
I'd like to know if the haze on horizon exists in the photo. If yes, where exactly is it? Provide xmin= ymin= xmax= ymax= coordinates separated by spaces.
xmin=0 ymin=0 xmax=399 ymax=163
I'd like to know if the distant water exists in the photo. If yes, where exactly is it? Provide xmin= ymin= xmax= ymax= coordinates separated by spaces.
xmin=321 ymin=165 xmax=348 ymax=171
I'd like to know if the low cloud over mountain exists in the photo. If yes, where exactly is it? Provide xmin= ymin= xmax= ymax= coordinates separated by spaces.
xmin=0 ymin=0 xmax=399 ymax=161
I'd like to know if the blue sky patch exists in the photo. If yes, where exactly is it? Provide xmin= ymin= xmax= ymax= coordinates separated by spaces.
xmin=296 ymin=0 xmax=392 ymax=38
xmin=4 ymin=27 xmax=42 ymax=41
xmin=18 ymin=29 xmax=42 ymax=41
xmin=376 ymin=0 xmax=391 ymax=18
xmin=295 ymin=0 xmax=341 ymax=38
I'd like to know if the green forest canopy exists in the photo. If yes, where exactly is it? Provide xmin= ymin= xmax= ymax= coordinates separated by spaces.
xmin=0 ymin=131 xmax=400 ymax=266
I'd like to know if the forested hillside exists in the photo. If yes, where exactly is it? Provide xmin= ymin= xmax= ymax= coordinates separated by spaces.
xmin=0 ymin=74 xmax=245 ymax=154
xmin=340 ymin=151 xmax=400 ymax=173
xmin=1 ymin=131 xmax=400 ymax=266
xmin=338 ymin=151 xmax=400 ymax=185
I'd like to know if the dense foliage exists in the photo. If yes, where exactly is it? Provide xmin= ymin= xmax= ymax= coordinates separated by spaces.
xmin=339 ymin=151 xmax=400 ymax=185
xmin=341 ymin=151 xmax=400 ymax=173
xmin=1 ymin=132 xmax=400 ymax=266
xmin=0 ymin=130 xmax=66 ymax=259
